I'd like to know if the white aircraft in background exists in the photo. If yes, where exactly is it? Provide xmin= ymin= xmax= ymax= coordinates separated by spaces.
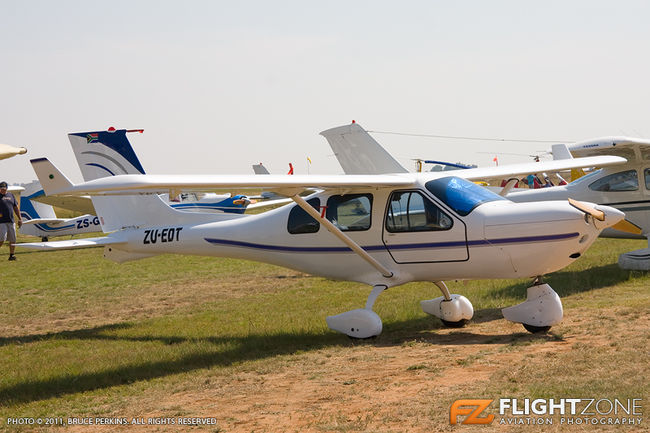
xmin=0 ymin=143 xmax=27 ymax=160
xmin=508 ymin=137 xmax=650 ymax=270
xmin=321 ymin=122 xmax=650 ymax=270
xmin=20 ymin=181 xmax=101 ymax=241
xmin=19 ymin=124 xmax=630 ymax=339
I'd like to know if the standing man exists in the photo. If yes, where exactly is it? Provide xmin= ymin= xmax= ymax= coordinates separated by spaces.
xmin=0 ymin=181 xmax=22 ymax=261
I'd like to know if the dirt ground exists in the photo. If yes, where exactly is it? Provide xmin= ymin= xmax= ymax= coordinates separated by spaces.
xmin=61 ymin=304 xmax=649 ymax=433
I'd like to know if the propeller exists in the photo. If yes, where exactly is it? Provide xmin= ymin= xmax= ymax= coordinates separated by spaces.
xmin=568 ymin=198 xmax=604 ymax=221
xmin=568 ymin=198 xmax=643 ymax=235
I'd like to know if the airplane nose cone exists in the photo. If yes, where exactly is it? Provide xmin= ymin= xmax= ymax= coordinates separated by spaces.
xmin=595 ymin=204 xmax=625 ymax=228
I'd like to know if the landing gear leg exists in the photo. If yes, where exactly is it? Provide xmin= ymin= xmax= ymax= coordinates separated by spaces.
xmin=326 ymin=285 xmax=387 ymax=338
xmin=502 ymin=277 xmax=563 ymax=333
xmin=421 ymin=281 xmax=474 ymax=328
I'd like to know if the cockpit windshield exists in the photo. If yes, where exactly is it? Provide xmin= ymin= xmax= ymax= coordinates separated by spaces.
xmin=425 ymin=176 xmax=506 ymax=216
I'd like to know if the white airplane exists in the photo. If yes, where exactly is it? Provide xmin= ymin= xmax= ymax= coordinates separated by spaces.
xmin=19 ymin=124 xmax=629 ymax=339
xmin=19 ymin=181 xmax=101 ymax=241
xmin=322 ymin=123 xmax=649 ymax=269
xmin=0 ymin=143 xmax=27 ymax=160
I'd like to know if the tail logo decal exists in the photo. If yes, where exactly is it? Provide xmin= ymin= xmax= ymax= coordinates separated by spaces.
xmin=86 ymin=133 xmax=99 ymax=143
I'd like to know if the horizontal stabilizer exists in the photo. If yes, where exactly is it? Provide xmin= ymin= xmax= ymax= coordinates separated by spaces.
xmin=17 ymin=236 xmax=124 ymax=251
xmin=21 ymin=218 xmax=69 ymax=226
xmin=31 ymin=195 xmax=96 ymax=215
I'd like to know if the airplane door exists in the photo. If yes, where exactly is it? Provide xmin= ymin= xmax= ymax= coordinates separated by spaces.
xmin=382 ymin=190 xmax=468 ymax=263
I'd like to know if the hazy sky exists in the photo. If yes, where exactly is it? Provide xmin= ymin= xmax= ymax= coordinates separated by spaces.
xmin=2 ymin=1 xmax=649 ymax=184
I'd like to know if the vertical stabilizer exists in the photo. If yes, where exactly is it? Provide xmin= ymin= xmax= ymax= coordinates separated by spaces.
xmin=320 ymin=122 xmax=408 ymax=174
xmin=68 ymin=129 xmax=146 ymax=181
xmin=20 ymin=181 xmax=56 ymax=221
xmin=66 ymin=129 xmax=223 ymax=232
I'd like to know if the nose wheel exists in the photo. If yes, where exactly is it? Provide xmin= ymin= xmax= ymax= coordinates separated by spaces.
xmin=502 ymin=278 xmax=563 ymax=333
xmin=421 ymin=281 xmax=474 ymax=328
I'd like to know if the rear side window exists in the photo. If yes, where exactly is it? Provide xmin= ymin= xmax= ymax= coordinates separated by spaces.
xmin=588 ymin=170 xmax=639 ymax=192
xmin=287 ymin=198 xmax=320 ymax=234
xmin=326 ymin=194 xmax=372 ymax=231
xmin=386 ymin=191 xmax=453 ymax=232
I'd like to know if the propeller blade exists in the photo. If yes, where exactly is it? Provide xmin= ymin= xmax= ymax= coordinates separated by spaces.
xmin=611 ymin=219 xmax=643 ymax=235
xmin=568 ymin=198 xmax=605 ymax=221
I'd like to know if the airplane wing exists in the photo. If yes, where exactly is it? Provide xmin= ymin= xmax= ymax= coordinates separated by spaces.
xmin=451 ymin=155 xmax=626 ymax=182
xmin=0 ymin=143 xmax=27 ymax=160
xmin=30 ymin=194 xmax=96 ymax=215
xmin=17 ymin=236 xmax=123 ymax=250
xmin=31 ymin=158 xmax=415 ymax=196
xmin=568 ymin=136 xmax=650 ymax=162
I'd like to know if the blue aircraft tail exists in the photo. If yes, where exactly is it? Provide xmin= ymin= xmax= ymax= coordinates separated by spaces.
xmin=68 ymin=128 xmax=146 ymax=181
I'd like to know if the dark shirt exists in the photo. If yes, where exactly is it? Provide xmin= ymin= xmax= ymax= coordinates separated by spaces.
xmin=0 ymin=192 xmax=18 ymax=223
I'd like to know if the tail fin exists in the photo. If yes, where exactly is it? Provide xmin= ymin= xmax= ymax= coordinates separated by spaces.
xmin=64 ymin=130 xmax=234 ymax=232
xmin=31 ymin=158 xmax=76 ymax=195
xmin=320 ymin=122 xmax=408 ymax=174
xmin=253 ymin=163 xmax=270 ymax=174
xmin=68 ymin=128 xmax=146 ymax=181
xmin=20 ymin=181 xmax=56 ymax=222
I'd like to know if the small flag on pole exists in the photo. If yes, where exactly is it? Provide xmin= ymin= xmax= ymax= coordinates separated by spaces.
xmin=493 ymin=156 xmax=499 ymax=166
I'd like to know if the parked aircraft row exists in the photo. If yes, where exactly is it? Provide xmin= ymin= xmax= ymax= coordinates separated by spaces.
xmin=17 ymin=123 xmax=636 ymax=338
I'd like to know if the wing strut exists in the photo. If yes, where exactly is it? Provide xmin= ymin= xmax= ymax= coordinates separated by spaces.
xmin=291 ymin=194 xmax=394 ymax=278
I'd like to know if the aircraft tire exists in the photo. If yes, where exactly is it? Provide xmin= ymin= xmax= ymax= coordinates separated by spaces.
xmin=523 ymin=323 xmax=551 ymax=334
xmin=441 ymin=318 xmax=469 ymax=328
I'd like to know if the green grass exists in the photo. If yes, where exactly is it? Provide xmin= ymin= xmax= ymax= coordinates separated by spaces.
xmin=0 ymin=237 xmax=648 ymax=431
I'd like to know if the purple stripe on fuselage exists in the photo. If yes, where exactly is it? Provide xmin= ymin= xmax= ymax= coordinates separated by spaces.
xmin=204 ymin=232 xmax=579 ymax=253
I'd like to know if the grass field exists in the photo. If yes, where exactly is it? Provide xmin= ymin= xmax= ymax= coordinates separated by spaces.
xmin=0 ymin=234 xmax=648 ymax=432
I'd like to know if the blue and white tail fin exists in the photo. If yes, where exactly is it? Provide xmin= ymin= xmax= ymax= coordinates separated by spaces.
xmin=20 ymin=181 xmax=57 ymax=222
xmin=320 ymin=122 xmax=408 ymax=174
xmin=67 ymin=128 xmax=156 ymax=232
xmin=68 ymin=128 xmax=146 ymax=181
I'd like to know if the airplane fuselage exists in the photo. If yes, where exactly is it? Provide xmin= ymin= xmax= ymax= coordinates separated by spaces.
xmin=107 ymin=179 xmax=608 ymax=287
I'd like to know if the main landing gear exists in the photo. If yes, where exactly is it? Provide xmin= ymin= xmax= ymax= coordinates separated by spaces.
xmin=326 ymin=285 xmax=387 ymax=338
xmin=502 ymin=277 xmax=563 ymax=333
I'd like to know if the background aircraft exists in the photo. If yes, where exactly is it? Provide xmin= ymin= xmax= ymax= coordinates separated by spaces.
xmin=507 ymin=137 xmax=650 ymax=270
xmin=26 ymin=128 xmax=251 ymax=219
xmin=20 ymin=181 xmax=100 ymax=241
xmin=20 ymin=124 xmax=627 ymax=338
xmin=322 ymin=122 xmax=648 ymax=269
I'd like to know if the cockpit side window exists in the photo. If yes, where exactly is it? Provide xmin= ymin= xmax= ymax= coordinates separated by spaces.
xmin=326 ymin=194 xmax=372 ymax=231
xmin=588 ymin=170 xmax=639 ymax=192
xmin=385 ymin=191 xmax=453 ymax=232
xmin=645 ymin=168 xmax=650 ymax=190
xmin=287 ymin=198 xmax=320 ymax=234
